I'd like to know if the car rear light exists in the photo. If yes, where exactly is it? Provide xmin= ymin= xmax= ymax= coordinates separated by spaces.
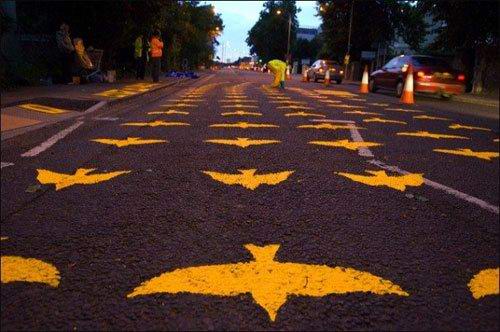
xmin=458 ymin=74 xmax=465 ymax=81
xmin=331 ymin=68 xmax=336 ymax=72
xmin=340 ymin=70 xmax=344 ymax=74
xmin=417 ymin=71 xmax=424 ymax=77
xmin=319 ymin=68 xmax=323 ymax=73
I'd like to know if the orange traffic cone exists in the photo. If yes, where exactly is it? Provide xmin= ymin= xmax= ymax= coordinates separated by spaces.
xmin=301 ymin=65 xmax=309 ymax=82
xmin=359 ymin=65 xmax=369 ymax=93
xmin=286 ymin=65 xmax=291 ymax=80
xmin=324 ymin=69 xmax=330 ymax=86
xmin=401 ymin=63 xmax=414 ymax=104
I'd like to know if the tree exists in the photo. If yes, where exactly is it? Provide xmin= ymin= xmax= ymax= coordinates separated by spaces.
xmin=246 ymin=0 xmax=299 ymax=63
xmin=418 ymin=1 xmax=499 ymax=93
xmin=317 ymin=0 xmax=425 ymax=62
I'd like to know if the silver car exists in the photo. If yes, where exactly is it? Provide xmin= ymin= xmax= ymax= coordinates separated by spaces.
xmin=307 ymin=60 xmax=344 ymax=84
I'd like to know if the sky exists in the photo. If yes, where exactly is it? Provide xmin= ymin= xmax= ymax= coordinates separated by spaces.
xmin=205 ymin=1 xmax=321 ymax=62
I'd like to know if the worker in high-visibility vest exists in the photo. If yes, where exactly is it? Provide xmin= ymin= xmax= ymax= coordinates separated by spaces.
xmin=267 ymin=59 xmax=287 ymax=89
xmin=150 ymin=30 xmax=164 ymax=83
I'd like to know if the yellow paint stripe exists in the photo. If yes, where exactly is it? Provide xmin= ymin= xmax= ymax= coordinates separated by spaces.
xmin=18 ymin=103 xmax=68 ymax=114
xmin=1 ymin=256 xmax=60 ymax=287
xmin=468 ymin=268 xmax=499 ymax=299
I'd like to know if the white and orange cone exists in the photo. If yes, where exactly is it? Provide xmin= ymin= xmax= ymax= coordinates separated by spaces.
xmin=324 ymin=69 xmax=330 ymax=86
xmin=286 ymin=65 xmax=291 ymax=80
xmin=302 ymin=65 xmax=309 ymax=82
xmin=401 ymin=63 xmax=414 ymax=104
xmin=359 ymin=65 xmax=369 ymax=93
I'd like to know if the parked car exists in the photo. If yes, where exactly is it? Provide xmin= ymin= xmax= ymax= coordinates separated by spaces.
xmin=369 ymin=55 xmax=466 ymax=99
xmin=307 ymin=60 xmax=344 ymax=84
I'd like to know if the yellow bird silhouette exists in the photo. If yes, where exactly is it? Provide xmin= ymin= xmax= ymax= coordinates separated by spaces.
xmin=221 ymin=104 xmax=258 ymax=108
xmin=202 ymin=169 xmax=293 ymax=190
xmin=336 ymin=170 xmax=424 ymax=191
xmin=285 ymin=112 xmax=326 ymax=118
xmin=205 ymin=137 xmax=280 ymax=148
xmin=397 ymin=131 xmax=469 ymax=140
xmin=121 ymin=121 xmax=190 ymax=127
xmin=221 ymin=111 xmax=262 ymax=116
xmin=363 ymin=117 xmax=407 ymax=125
xmin=468 ymin=268 xmax=499 ymax=299
xmin=91 ymin=137 xmax=167 ymax=147
xmin=344 ymin=111 xmax=381 ymax=116
xmin=147 ymin=110 xmax=189 ymax=115
xmin=413 ymin=115 xmax=450 ymax=121
xmin=385 ymin=108 xmax=423 ymax=113
xmin=37 ymin=168 xmax=131 ymax=190
xmin=434 ymin=148 xmax=499 ymax=161
xmin=298 ymin=124 xmax=364 ymax=130
xmin=449 ymin=124 xmax=491 ymax=131
xmin=309 ymin=140 xmax=382 ymax=151
xmin=210 ymin=122 xmax=278 ymax=129
xmin=1 ymin=256 xmax=60 ymax=287
xmin=128 ymin=244 xmax=408 ymax=322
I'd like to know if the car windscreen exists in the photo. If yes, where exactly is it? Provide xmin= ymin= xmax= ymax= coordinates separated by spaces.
xmin=412 ymin=57 xmax=451 ymax=68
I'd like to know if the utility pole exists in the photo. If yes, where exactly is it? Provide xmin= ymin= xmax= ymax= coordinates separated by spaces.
xmin=286 ymin=15 xmax=292 ymax=64
xmin=345 ymin=0 xmax=354 ymax=79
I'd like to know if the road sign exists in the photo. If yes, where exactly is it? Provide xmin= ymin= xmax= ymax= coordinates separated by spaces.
xmin=343 ymin=54 xmax=350 ymax=65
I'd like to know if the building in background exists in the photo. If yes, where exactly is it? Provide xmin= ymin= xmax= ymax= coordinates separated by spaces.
xmin=296 ymin=26 xmax=318 ymax=41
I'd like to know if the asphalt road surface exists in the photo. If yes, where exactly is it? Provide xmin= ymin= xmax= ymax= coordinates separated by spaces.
xmin=1 ymin=69 xmax=499 ymax=330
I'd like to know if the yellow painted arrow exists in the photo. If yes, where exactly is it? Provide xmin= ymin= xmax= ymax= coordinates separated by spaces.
xmin=128 ymin=244 xmax=408 ymax=322
xmin=449 ymin=124 xmax=491 ymax=131
xmin=285 ymin=112 xmax=326 ymax=118
xmin=37 ymin=168 xmax=130 ymax=190
xmin=336 ymin=170 xmax=424 ymax=191
xmin=147 ymin=110 xmax=189 ymax=115
xmin=221 ymin=111 xmax=263 ymax=116
xmin=363 ymin=117 xmax=407 ymax=125
xmin=344 ymin=111 xmax=382 ymax=116
xmin=19 ymin=103 xmax=68 ymax=114
xmin=309 ymin=140 xmax=382 ymax=151
xmin=413 ymin=115 xmax=450 ymax=121
xmin=91 ymin=137 xmax=167 ymax=147
xmin=1 ymin=256 xmax=60 ymax=287
xmin=204 ymin=137 xmax=280 ymax=148
xmin=433 ymin=148 xmax=499 ymax=161
xmin=298 ymin=124 xmax=364 ymax=130
xmin=397 ymin=131 xmax=469 ymax=140
xmin=468 ymin=268 xmax=499 ymax=299
xmin=202 ymin=169 xmax=293 ymax=190
xmin=210 ymin=122 xmax=278 ymax=129
xmin=122 ymin=121 xmax=190 ymax=127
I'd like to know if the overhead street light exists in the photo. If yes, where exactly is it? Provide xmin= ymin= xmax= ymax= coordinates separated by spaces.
xmin=275 ymin=9 xmax=292 ymax=64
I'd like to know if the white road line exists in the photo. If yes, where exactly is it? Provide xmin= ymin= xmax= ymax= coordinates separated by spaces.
xmin=93 ymin=117 xmax=119 ymax=121
xmin=21 ymin=121 xmax=84 ymax=158
xmin=368 ymin=159 xmax=499 ymax=215
xmin=348 ymin=123 xmax=374 ymax=158
xmin=1 ymin=162 xmax=14 ymax=169
xmin=83 ymin=100 xmax=107 ymax=114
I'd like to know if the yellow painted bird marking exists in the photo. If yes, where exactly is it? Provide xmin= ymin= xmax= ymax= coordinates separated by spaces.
xmin=468 ymin=268 xmax=499 ymax=299
xmin=202 ymin=169 xmax=293 ymax=190
xmin=330 ymin=104 xmax=366 ymax=109
xmin=309 ymin=140 xmax=382 ymax=151
xmin=122 ymin=121 xmax=190 ymax=127
xmin=160 ymin=103 xmax=197 ymax=107
xmin=221 ymin=104 xmax=259 ymax=108
xmin=336 ymin=170 xmax=424 ymax=191
xmin=285 ymin=112 xmax=326 ymax=118
xmin=91 ymin=137 xmax=167 ymax=147
xmin=449 ymin=124 xmax=491 ymax=131
xmin=385 ymin=108 xmax=423 ymax=113
xmin=433 ymin=148 xmax=499 ymax=161
xmin=269 ymin=101 xmax=308 ymax=105
xmin=268 ymin=97 xmax=291 ymax=100
xmin=368 ymin=103 xmax=389 ymax=107
xmin=128 ymin=244 xmax=408 ymax=322
xmin=413 ymin=115 xmax=450 ymax=121
xmin=363 ymin=117 xmax=407 ymax=125
xmin=147 ymin=110 xmax=189 ymax=115
xmin=1 ymin=256 xmax=60 ymax=287
xmin=37 ymin=168 xmax=131 ymax=190
xmin=210 ymin=122 xmax=279 ymax=129
xmin=298 ymin=124 xmax=364 ymax=130
xmin=321 ymin=100 xmax=341 ymax=104
xmin=204 ymin=137 xmax=280 ymax=148
xmin=221 ymin=111 xmax=263 ymax=116
xmin=397 ymin=131 xmax=469 ymax=140
xmin=164 ymin=99 xmax=202 ymax=103
xmin=19 ymin=103 xmax=68 ymax=114
xmin=314 ymin=90 xmax=358 ymax=97
xmin=277 ymin=105 xmax=314 ymax=110
xmin=345 ymin=111 xmax=382 ymax=116
xmin=220 ymin=99 xmax=256 ymax=103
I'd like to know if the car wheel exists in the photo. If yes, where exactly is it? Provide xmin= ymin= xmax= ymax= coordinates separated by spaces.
xmin=336 ymin=79 xmax=342 ymax=84
xmin=369 ymin=78 xmax=378 ymax=92
xmin=441 ymin=93 xmax=452 ymax=100
xmin=396 ymin=81 xmax=404 ymax=97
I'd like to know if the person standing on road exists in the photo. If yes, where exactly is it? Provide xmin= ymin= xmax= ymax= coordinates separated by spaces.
xmin=267 ymin=59 xmax=287 ymax=89
xmin=150 ymin=30 xmax=164 ymax=83
xmin=56 ymin=23 xmax=75 ymax=84
xmin=134 ymin=34 xmax=149 ymax=80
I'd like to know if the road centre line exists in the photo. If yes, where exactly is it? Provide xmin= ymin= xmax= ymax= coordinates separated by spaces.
xmin=368 ymin=159 xmax=499 ymax=215
xmin=21 ymin=121 xmax=84 ymax=158
xmin=348 ymin=123 xmax=374 ymax=158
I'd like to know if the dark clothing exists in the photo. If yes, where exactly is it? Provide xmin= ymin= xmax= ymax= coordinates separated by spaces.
xmin=135 ymin=58 xmax=146 ymax=80
xmin=151 ymin=57 xmax=161 ymax=82
xmin=60 ymin=51 xmax=74 ymax=84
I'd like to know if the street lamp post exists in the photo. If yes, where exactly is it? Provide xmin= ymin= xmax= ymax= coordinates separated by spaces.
xmin=277 ymin=9 xmax=292 ymax=64
xmin=345 ymin=0 xmax=354 ymax=79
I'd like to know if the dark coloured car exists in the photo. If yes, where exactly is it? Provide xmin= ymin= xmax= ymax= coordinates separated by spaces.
xmin=369 ymin=55 xmax=466 ymax=99
xmin=307 ymin=60 xmax=344 ymax=84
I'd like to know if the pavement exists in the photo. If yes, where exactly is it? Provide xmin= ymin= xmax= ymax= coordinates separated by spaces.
xmin=1 ymin=68 xmax=499 ymax=330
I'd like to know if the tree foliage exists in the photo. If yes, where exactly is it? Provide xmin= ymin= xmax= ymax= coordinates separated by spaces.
xmin=317 ymin=0 xmax=426 ymax=61
xmin=246 ymin=0 xmax=299 ymax=63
